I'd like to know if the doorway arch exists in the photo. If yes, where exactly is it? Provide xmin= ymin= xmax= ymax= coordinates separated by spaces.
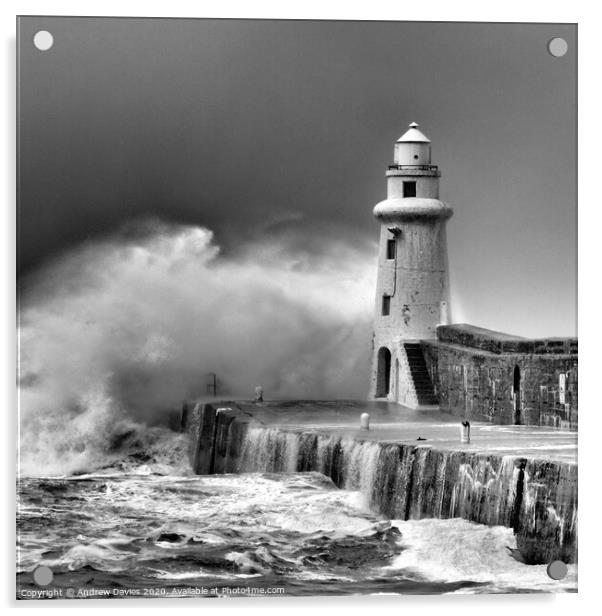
xmin=513 ymin=365 xmax=522 ymax=424
xmin=376 ymin=347 xmax=392 ymax=398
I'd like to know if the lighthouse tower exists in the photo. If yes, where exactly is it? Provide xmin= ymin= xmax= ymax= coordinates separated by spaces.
xmin=369 ymin=123 xmax=453 ymax=407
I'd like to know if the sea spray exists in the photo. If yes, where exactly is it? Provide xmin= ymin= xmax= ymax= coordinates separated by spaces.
xmin=18 ymin=222 xmax=375 ymax=476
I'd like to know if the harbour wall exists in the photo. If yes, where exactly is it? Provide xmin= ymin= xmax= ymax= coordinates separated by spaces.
xmin=182 ymin=401 xmax=577 ymax=565
xmin=422 ymin=324 xmax=578 ymax=429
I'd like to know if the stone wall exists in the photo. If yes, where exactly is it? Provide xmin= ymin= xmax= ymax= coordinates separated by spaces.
xmin=436 ymin=323 xmax=578 ymax=356
xmin=422 ymin=325 xmax=578 ymax=429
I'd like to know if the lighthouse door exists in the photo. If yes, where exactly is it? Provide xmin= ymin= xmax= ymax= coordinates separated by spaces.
xmin=376 ymin=347 xmax=392 ymax=398
xmin=513 ymin=365 xmax=522 ymax=424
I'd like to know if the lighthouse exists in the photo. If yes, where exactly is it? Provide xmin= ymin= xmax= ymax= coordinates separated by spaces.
xmin=369 ymin=123 xmax=453 ymax=407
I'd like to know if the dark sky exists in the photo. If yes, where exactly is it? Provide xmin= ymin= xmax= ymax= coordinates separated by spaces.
xmin=17 ymin=17 xmax=576 ymax=336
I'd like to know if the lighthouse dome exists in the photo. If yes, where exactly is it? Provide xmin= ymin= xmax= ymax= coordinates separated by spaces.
xmin=394 ymin=122 xmax=432 ymax=165
xmin=397 ymin=122 xmax=431 ymax=144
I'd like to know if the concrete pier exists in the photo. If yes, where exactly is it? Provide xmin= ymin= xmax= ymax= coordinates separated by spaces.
xmin=182 ymin=400 xmax=577 ymax=565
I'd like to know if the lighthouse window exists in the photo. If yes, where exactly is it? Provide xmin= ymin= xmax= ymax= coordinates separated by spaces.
xmin=382 ymin=295 xmax=391 ymax=316
xmin=403 ymin=181 xmax=417 ymax=198
xmin=386 ymin=239 xmax=396 ymax=259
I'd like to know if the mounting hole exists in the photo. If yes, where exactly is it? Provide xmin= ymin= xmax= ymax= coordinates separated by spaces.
xmin=546 ymin=560 xmax=568 ymax=580
xmin=33 ymin=30 xmax=54 ymax=51
xmin=33 ymin=565 xmax=53 ymax=586
xmin=547 ymin=37 xmax=568 ymax=57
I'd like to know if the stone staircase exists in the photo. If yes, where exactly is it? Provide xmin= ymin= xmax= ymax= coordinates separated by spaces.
xmin=403 ymin=343 xmax=438 ymax=406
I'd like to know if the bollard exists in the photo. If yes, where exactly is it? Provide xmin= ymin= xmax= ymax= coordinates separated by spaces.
xmin=460 ymin=420 xmax=470 ymax=444
xmin=360 ymin=412 xmax=370 ymax=431
xmin=254 ymin=386 xmax=264 ymax=403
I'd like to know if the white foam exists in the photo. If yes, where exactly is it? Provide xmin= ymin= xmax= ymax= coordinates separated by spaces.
xmin=386 ymin=518 xmax=577 ymax=592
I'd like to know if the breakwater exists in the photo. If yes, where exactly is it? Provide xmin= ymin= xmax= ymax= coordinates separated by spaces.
xmin=182 ymin=401 xmax=577 ymax=565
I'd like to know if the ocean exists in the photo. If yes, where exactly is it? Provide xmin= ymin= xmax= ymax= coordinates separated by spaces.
xmin=16 ymin=428 xmax=577 ymax=599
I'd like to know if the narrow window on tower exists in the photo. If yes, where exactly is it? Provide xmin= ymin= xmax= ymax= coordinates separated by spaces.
xmin=386 ymin=239 xmax=396 ymax=260
xmin=382 ymin=295 xmax=391 ymax=316
xmin=403 ymin=181 xmax=417 ymax=198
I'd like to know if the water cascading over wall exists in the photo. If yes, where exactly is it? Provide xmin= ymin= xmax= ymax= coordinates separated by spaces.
xmin=183 ymin=402 xmax=577 ymax=565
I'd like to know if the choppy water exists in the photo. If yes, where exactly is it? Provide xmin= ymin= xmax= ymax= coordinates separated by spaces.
xmin=17 ymin=435 xmax=576 ymax=599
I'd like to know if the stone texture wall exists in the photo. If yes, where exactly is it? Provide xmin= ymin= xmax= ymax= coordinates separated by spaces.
xmin=422 ymin=325 xmax=578 ymax=429
xmin=436 ymin=323 xmax=578 ymax=356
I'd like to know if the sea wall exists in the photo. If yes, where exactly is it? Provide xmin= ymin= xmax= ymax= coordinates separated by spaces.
xmin=435 ymin=324 xmax=578 ymax=356
xmin=183 ymin=402 xmax=577 ymax=565
xmin=421 ymin=325 xmax=578 ymax=429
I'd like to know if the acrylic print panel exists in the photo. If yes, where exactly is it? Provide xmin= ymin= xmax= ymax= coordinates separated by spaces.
xmin=16 ymin=17 xmax=577 ymax=599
